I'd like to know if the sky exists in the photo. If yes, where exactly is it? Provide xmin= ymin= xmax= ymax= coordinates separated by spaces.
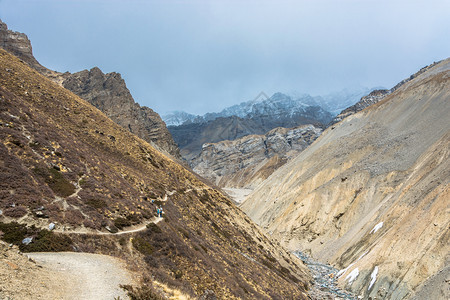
xmin=0 ymin=0 xmax=449 ymax=115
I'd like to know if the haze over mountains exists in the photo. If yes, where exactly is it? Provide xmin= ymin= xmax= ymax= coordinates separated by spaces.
xmin=0 ymin=17 xmax=448 ymax=300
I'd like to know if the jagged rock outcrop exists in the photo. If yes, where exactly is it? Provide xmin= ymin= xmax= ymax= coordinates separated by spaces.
xmin=0 ymin=19 xmax=45 ymax=74
xmin=0 ymin=19 xmax=180 ymax=159
xmin=62 ymin=68 xmax=180 ymax=159
xmin=241 ymin=58 xmax=450 ymax=299
xmin=192 ymin=124 xmax=322 ymax=189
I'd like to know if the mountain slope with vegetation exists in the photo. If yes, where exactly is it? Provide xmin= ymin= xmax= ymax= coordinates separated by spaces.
xmin=0 ymin=48 xmax=310 ymax=299
xmin=241 ymin=59 xmax=450 ymax=299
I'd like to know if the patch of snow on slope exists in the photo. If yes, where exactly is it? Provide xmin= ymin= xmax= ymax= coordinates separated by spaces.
xmin=370 ymin=222 xmax=383 ymax=234
xmin=345 ymin=268 xmax=359 ymax=285
xmin=337 ymin=250 xmax=368 ymax=278
xmin=368 ymin=266 xmax=379 ymax=290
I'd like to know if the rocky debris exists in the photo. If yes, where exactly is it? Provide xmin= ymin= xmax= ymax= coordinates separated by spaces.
xmin=294 ymin=251 xmax=358 ymax=300
xmin=191 ymin=124 xmax=322 ymax=188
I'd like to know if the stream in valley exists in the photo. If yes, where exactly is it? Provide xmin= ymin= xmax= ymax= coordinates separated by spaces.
xmin=293 ymin=251 xmax=359 ymax=300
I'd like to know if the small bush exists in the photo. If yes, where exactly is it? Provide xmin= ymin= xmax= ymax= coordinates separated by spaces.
xmin=121 ymin=283 xmax=164 ymax=300
xmin=22 ymin=230 xmax=73 ymax=252
xmin=3 ymin=206 xmax=27 ymax=218
xmin=114 ymin=217 xmax=131 ymax=230
xmin=0 ymin=222 xmax=28 ymax=244
xmin=132 ymin=237 xmax=154 ymax=255
xmin=33 ymin=167 xmax=75 ymax=197
xmin=86 ymin=198 xmax=107 ymax=209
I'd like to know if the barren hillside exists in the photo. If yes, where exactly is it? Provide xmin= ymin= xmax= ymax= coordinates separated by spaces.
xmin=242 ymin=59 xmax=450 ymax=299
xmin=0 ymin=48 xmax=310 ymax=299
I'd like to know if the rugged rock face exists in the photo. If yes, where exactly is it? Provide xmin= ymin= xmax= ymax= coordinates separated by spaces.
xmin=0 ymin=49 xmax=310 ymax=299
xmin=0 ymin=19 xmax=48 ymax=75
xmin=192 ymin=124 xmax=322 ymax=189
xmin=241 ymin=59 xmax=450 ymax=299
xmin=62 ymin=68 xmax=181 ymax=159
xmin=0 ymin=19 xmax=180 ymax=160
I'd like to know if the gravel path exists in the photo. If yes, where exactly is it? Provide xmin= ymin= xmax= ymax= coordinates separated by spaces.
xmin=26 ymin=252 xmax=135 ymax=300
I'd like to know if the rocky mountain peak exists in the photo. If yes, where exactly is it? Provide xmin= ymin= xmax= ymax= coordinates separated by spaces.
xmin=0 ymin=19 xmax=48 ymax=75
xmin=62 ymin=67 xmax=181 ymax=159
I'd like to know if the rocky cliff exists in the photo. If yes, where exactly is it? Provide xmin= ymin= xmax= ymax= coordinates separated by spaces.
xmin=61 ymin=68 xmax=180 ymax=159
xmin=0 ymin=49 xmax=310 ymax=298
xmin=192 ymin=124 xmax=322 ymax=189
xmin=0 ymin=19 xmax=180 ymax=159
xmin=241 ymin=59 xmax=450 ymax=299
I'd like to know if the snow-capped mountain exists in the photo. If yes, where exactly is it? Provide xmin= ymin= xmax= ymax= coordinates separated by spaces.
xmin=163 ymin=92 xmax=334 ymax=126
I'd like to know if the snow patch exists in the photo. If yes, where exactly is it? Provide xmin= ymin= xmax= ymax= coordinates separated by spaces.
xmin=345 ymin=268 xmax=359 ymax=285
xmin=370 ymin=222 xmax=383 ymax=234
xmin=337 ymin=250 xmax=368 ymax=278
xmin=368 ymin=266 xmax=379 ymax=290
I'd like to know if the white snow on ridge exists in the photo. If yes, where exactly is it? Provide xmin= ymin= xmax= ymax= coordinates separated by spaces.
xmin=368 ymin=266 xmax=379 ymax=290
xmin=345 ymin=268 xmax=359 ymax=285
xmin=370 ymin=222 xmax=383 ymax=234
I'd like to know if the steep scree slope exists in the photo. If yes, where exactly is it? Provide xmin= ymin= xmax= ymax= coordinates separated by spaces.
xmin=0 ymin=49 xmax=310 ymax=299
xmin=241 ymin=59 xmax=450 ymax=299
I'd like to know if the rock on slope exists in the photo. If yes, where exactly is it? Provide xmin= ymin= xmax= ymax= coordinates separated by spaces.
xmin=0 ymin=49 xmax=310 ymax=299
xmin=0 ymin=19 xmax=180 ymax=159
xmin=241 ymin=59 xmax=450 ymax=299
xmin=191 ymin=124 xmax=322 ymax=189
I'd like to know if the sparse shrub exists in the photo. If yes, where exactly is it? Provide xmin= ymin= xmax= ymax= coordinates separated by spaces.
xmin=86 ymin=198 xmax=107 ymax=209
xmin=3 ymin=206 xmax=27 ymax=218
xmin=65 ymin=209 xmax=84 ymax=226
xmin=132 ymin=236 xmax=154 ymax=255
xmin=121 ymin=283 xmax=164 ymax=300
xmin=33 ymin=167 xmax=75 ymax=197
xmin=114 ymin=217 xmax=131 ymax=230
xmin=146 ymin=222 xmax=162 ymax=233
xmin=22 ymin=229 xmax=73 ymax=252
xmin=83 ymin=219 xmax=97 ymax=229
xmin=119 ymin=237 xmax=126 ymax=246
xmin=0 ymin=222 xmax=28 ymax=244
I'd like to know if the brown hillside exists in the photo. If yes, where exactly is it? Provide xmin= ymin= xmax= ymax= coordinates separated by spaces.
xmin=0 ymin=49 xmax=309 ymax=299
xmin=242 ymin=59 xmax=450 ymax=299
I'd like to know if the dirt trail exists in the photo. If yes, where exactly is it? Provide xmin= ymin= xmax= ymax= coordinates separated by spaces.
xmin=26 ymin=252 xmax=136 ymax=300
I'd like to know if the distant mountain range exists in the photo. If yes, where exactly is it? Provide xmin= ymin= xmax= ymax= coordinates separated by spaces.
xmin=163 ymin=88 xmax=372 ymax=127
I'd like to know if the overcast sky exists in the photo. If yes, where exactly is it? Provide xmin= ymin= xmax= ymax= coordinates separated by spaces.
xmin=1 ymin=0 xmax=449 ymax=115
